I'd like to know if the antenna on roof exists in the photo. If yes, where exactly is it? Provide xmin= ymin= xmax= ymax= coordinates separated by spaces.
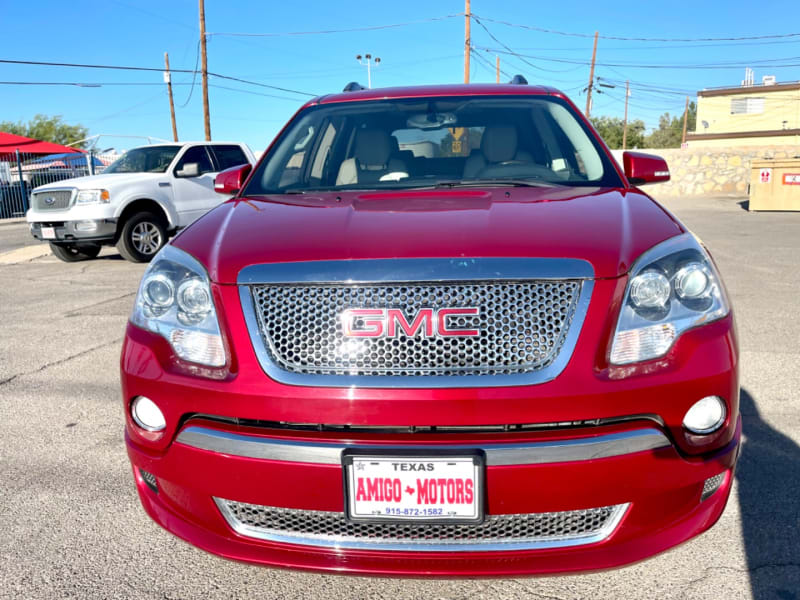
xmin=343 ymin=81 xmax=367 ymax=92
xmin=509 ymin=75 xmax=528 ymax=85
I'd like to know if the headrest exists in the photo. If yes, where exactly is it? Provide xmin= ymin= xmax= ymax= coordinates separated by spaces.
xmin=355 ymin=129 xmax=392 ymax=167
xmin=481 ymin=126 xmax=518 ymax=163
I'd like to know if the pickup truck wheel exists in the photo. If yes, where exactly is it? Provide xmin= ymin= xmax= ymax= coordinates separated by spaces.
xmin=49 ymin=242 xmax=102 ymax=262
xmin=116 ymin=212 xmax=167 ymax=263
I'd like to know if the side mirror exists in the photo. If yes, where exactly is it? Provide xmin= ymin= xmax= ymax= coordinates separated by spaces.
xmin=622 ymin=151 xmax=670 ymax=186
xmin=175 ymin=163 xmax=200 ymax=178
xmin=214 ymin=163 xmax=252 ymax=195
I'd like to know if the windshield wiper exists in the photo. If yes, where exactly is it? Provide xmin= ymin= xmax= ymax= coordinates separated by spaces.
xmin=429 ymin=178 xmax=561 ymax=189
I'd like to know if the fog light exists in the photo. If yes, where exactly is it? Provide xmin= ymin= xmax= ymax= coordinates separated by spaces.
xmin=683 ymin=396 xmax=726 ymax=434
xmin=131 ymin=396 xmax=166 ymax=432
xmin=74 ymin=220 xmax=98 ymax=232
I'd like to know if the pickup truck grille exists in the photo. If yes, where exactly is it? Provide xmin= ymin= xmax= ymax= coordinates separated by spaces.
xmin=248 ymin=280 xmax=581 ymax=378
xmin=31 ymin=190 xmax=73 ymax=211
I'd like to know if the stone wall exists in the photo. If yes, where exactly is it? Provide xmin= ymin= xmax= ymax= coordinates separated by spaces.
xmin=610 ymin=146 xmax=800 ymax=196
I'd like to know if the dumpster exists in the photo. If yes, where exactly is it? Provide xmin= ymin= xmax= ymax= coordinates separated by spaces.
xmin=749 ymin=158 xmax=800 ymax=211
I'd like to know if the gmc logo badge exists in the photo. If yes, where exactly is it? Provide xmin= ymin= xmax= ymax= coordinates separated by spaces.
xmin=341 ymin=308 xmax=480 ymax=338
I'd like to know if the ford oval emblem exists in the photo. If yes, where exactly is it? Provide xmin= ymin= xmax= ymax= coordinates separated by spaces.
xmin=44 ymin=196 xmax=56 ymax=205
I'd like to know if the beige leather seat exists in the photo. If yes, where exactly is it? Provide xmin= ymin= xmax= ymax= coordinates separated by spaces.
xmin=336 ymin=129 xmax=409 ymax=186
xmin=462 ymin=125 xmax=532 ymax=178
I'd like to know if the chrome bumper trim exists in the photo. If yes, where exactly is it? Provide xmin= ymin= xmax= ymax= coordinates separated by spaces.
xmin=237 ymin=257 xmax=595 ymax=284
xmin=176 ymin=426 xmax=670 ymax=466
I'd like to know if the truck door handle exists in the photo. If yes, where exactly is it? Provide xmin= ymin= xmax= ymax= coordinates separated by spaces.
xmin=159 ymin=182 xmax=171 ymax=187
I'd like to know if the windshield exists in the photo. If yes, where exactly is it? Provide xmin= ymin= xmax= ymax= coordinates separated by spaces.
xmin=104 ymin=146 xmax=181 ymax=174
xmin=244 ymin=95 xmax=622 ymax=195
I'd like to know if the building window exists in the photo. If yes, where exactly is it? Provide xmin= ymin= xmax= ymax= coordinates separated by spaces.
xmin=731 ymin=97 xmax=765 ymax=114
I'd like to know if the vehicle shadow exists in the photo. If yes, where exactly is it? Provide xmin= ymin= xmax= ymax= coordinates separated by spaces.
xmin=736 ymin=388 xmax=800 ymax=599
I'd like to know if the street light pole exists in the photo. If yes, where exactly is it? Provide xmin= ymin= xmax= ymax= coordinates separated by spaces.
xmin=356 ymin=54 xmax=381 ymax=88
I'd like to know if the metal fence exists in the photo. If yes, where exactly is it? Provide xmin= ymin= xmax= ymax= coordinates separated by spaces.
xmin=0 ymin=150 xmax=120 ymax=219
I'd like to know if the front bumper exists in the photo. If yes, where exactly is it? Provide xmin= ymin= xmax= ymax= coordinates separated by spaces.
xmin=120 ymin=272 xmax=740 ymax=576
xmin=29 ymin=219 xmax=117 ymax=243
xmin=126 ymin=416 xmax=739 ymax=576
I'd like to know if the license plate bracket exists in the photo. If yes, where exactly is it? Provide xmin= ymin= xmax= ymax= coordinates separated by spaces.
xmin=343 ymin=448 xmax=484 ymax=524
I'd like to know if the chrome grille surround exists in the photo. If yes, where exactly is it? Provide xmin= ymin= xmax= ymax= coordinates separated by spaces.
xmin=215 ymin=499 xmax=629 ymax=552
xmin=238 ymin=258 xmax=594 ymax=388
xmin=31 ymin=189 xmax=74 ymax=211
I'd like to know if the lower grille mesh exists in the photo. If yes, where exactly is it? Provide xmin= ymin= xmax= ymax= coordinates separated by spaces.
xmin=216 ymin=498 xmax=628 ymax=551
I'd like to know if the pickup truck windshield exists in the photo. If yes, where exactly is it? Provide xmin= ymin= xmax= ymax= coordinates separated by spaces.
xmin=105 ymin=146 xmax=181 ymax=174
xmin=244 ymin=95 xmax=622 ymax=195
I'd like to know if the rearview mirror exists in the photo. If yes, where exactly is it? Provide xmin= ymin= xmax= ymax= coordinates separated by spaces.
xmin=214 ymin=163 xmax=252 ymax=195
xmin=175 ymin=163 xmax=200 ymax=178
xmin=622 ymin=151 xmax=670 ymax=186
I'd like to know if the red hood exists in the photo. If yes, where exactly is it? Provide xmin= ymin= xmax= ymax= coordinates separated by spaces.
xmin=173 ymin=187 xmax=683 ymax=284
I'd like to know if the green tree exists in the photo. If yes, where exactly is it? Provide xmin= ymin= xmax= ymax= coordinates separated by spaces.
xmin=590 ymin=116 xmax=646 ymax=149
xmin=644 ymin=102 xmax=696 ymax=149
xmin=0 ymin=114 xmax=89 ymax=148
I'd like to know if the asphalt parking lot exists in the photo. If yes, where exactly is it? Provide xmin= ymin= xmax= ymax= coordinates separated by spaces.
xmin=1 ymin=195 xmax=798 ymax=600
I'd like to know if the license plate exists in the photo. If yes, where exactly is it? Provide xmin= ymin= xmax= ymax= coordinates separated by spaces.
xmin=41 ymin=226 xmax=56 ymax=240
xmin=343 ymin=452 xmax=483 ymax=523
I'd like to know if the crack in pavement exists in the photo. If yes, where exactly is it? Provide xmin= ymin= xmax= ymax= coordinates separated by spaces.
xmin=63 ymin=293 xmax=135 ymax=317
xmin=0 ymin=338 xmax=123 ymax=387
xmin=682 ymin=563 xmax=800 ymax=593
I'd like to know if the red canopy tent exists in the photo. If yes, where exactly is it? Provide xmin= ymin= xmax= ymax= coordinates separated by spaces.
xmin=0 ymin=132 xmax=84 ymax=157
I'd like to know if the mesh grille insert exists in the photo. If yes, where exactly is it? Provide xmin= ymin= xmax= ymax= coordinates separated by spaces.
xmin=31 ymin=190 xmax=73 ymax=211
xmin=216 ymin=499 xmax=628 ymax=551
xmin=248 ymin=281 xmax=581 ymax=377
xmin=701 ymin=471 xmax=726 ymax=501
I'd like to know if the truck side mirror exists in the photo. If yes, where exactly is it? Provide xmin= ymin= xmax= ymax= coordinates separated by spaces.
xmin=214 ymin=163 xmax=252 ymax=195
xmin=623 ymin=151 xmax=670 ymax=186
xmin=175 ymin=163 xmax=200 ymax=178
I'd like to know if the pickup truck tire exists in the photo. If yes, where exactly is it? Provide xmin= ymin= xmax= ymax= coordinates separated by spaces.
xmin=116 ymin=212 xmax=168 ymax=263
xmin=49 ymin=242 xmax=102 ymax=262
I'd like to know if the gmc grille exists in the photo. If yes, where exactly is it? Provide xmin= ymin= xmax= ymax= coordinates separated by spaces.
xmin=248 ymin=280 xmax=581 ymax=377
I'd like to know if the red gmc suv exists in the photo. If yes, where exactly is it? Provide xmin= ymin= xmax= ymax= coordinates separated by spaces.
xmin=121 ymin=79 xmax=740 ymax=576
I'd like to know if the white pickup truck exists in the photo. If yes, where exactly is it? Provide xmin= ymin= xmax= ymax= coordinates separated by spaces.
xmin=26 ymin=142 xmax=256 ymax=262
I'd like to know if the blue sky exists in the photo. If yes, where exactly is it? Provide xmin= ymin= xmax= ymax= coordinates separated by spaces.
xmin=2 ymin=0 xmax=799 ymax=152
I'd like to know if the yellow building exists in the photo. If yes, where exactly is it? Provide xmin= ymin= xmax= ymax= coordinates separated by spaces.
xmin=688 ymin=81 xmax=800 ymax=147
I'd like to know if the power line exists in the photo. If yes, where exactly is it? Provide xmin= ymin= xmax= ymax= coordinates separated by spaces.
xmin=179 ymin=40 xmax=202 ymax=108
xmin=470 ymin=48 xmax=511 ymax=80
xmin=471 ymin=17 xmax=575 ymax=73
xmin=207 ymin=14 xmax=462 ymax=37
xmin=0 ymin=58 xmax=318 ymax=96
xmin=471 ymin=14 xmax=800 ymax=43
xmin=473 ymin=48 xmax=800 ymax=70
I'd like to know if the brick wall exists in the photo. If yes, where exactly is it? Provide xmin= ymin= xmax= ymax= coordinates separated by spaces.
xmin=611 ymin=146 xmax=800 ymax=196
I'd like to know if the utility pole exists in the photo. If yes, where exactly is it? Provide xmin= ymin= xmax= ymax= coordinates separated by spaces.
xmin=199 ymin=0 xmax=211 ymax=140
xmin=681 ymin=95 xmax=690 ymax=145
xmin=585 ymin=31 xmax=599 ymax=117
xmin=622 ymin=80 xmax=630 ymax=150
xmin=164 ymin=52 xmax=178 ymax=142
xmin=464 ymin=0 xmax=471 ymax=83
xmin=496 ymin=56 xmax=500 ymax=83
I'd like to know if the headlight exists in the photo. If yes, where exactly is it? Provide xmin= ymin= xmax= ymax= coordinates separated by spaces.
xmin=610 ymin=233 xmax=730 ymax=365
xmin=76 ymin=189 xmax=110 ymax=204
xmin=131 ymin=245 xmax=226 ymax=368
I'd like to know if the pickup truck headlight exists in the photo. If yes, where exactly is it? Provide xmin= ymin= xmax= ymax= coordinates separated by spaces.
xmin=610 ymin=233 xmax=730 ymax=365
xmin=131 ymin=245 xmax=226 ymax=368
xmin=76 ymin=189 xmax=110 ymax=204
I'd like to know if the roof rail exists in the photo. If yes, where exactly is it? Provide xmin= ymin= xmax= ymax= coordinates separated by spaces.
xmin=343 ymin=82 xmax=367 ymax=92
xmin=509 ymin=75 xmax=528 ymax=85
